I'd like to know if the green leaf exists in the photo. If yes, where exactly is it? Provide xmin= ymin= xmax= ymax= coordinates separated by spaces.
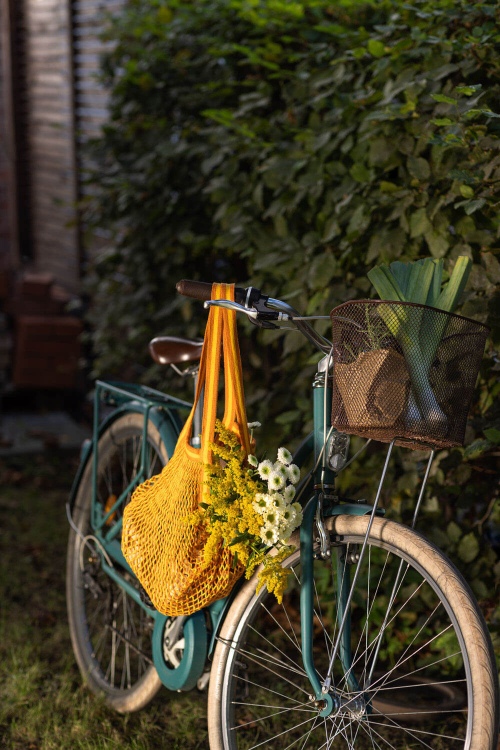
xmin=409 ymin=208 xmax=432 ymax=238
xmin=459 ymin=185 xmax=474 ymax=199
xmin=367 ymin=39 xmax=386 ymax=58
xmin=481 ymin=252 xmax=500 ymax=284
xmin=405 ymin=258 xmax=436 ymax=304
xmin=447 ymin=521 xmax=462 ymax=544
xmin=321 ymin=216 xmax=340 ymax=242
xmin=379 ymin=181 xmax=399 ymax=193
xmin=464 ymin=199 xmax=487 ymax=215
xmin=483 ymin=428 xmax=500 ymax=445
xmin=367 ymin=265 xmax=406 ymax=302
xmin=229 ymin=532 xmax=251 ymax=546
xmin=308 ymin=253 xmax=337 ymax=289
xmin=431 ymin=118 xmax=453 ymax=126
xmin=455 ymin=84 xmax=482 ymax=96
xmin=349 ymin=162 xmax=373 ymax=183
xmin=457 ymin=533 xmax=479 ymax=564
xmin=389 ymin=261 xmax=412 ymax=298
xmin=435 ymin=256 xmax=471 ymax=312
xmin=464 ymin=439 xmax=492 ymax=461
xmin=427 ymin=258 xmax=443 ymax=307
xmin=407 ymin=156 xmax=431 ymax=181
xmin=274 ymin=214 xmax=288 ymax=238
xmin=352 ymin=47 xmax=366 ymax=59
xmin=431 ymin=94 xmax=458 ymax=105
xmin=424 ymin=227 xmax=449 ymax=259
xmin=464 ymin=109 xmax=489 ymax=120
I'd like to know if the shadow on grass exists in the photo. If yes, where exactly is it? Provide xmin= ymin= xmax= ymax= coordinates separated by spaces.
xmin=0 ymin=452 xmax=207 ymax=750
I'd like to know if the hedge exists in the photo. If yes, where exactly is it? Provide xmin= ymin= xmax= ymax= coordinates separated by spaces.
xmin=84 ymin=0 xmax=500 ymax=642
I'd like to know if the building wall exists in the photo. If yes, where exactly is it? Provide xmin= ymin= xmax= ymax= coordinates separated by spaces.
xmin=23 ymin=0 xmax=80 ymax=292
xmin=0 ymin=0 xmax=18 ymax=276
xmin=0 ymin=0 xmax=125 ymax=391
xmin=0 ymin=0 xmax=125 ymax=294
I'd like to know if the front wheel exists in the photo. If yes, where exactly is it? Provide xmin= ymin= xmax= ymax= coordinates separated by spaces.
xmin=66 ymin=412 xmax=169 ymax=712
xmin=208 ymin=515 xmax=498 ymax=749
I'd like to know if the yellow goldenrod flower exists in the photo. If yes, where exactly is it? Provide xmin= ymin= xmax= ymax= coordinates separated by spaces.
xmin=199 ymin=420 xmax=300 ymax=603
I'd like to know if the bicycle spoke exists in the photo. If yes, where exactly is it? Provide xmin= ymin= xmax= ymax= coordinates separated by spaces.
xmin=252 ymin=606 xmax=301 ymax=661
xmin=234 ymin=673 xmax=312 ymax=707
xmin=235 ymin=714 xmax=319 ymax=750
xmin=230 ymin=644 xmax=310 ymax=695
xmin=367 ymin=716 xmax=465 ymax=747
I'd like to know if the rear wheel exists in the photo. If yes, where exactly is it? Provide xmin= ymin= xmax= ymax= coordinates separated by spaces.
xmin=66 ymin=412 xmax=169 ymax=712
xmin=208 ymin=515 xmax=498 ymax=749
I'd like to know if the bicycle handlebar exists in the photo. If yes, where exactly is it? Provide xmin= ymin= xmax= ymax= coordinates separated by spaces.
xmin=177 ymin=278 xmax=331 ymax=353
xmin=176 ymin=279 xmax=248 ymax=303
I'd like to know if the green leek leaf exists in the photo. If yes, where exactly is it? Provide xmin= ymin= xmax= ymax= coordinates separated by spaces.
xmin=435 ymin=256 xmax=471 ymax=313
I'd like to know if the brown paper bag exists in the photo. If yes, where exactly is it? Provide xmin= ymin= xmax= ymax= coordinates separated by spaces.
xmin=335 ymin=349 xmax=409 ymax=428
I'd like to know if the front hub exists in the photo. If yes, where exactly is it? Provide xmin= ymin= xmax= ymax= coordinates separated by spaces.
xmin=311 ymin=691 xmax=367 ymax=720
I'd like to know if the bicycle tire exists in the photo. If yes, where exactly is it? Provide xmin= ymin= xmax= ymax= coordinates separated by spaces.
xmin=208 ymin=514 xmax=498 ymax=749
xmin=66 ymin=411 xmax=169 ymax=712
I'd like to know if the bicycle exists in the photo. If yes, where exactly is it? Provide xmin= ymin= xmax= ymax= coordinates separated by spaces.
xmin=66 ymin=279 xmax=499 ymax=749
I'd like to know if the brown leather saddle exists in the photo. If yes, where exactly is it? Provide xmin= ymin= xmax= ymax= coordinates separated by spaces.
xmin=149 ymin=336 xmax=203 ymax=366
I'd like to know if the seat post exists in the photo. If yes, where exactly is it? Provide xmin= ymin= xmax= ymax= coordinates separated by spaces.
xmin=192 ymin=373 xmax=203 ymax=449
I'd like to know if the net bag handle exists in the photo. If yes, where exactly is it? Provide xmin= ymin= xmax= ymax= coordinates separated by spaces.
xmin=178 ymin=283 xmax=251 ymax=463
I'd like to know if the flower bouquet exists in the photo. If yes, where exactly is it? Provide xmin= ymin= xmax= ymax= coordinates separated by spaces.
xmin=194 ymin=421 xmax=303 ymax=603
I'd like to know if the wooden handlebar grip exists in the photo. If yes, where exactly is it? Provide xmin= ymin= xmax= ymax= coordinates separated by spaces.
xmin=176 ymin=280 xmax=213 ymax=301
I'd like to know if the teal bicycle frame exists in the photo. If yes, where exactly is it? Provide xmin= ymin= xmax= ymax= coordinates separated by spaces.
xmin=68 ymin=368 xmax=384 ymax=702
xmin=298 ymin=366 xmax=385 ymax=715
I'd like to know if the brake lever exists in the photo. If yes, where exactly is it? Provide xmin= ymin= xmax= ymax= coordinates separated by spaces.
xmin=204 ymin=299 xmax=259 ymax=318
xmin=204 ymin=298 xmax=282 ymax=329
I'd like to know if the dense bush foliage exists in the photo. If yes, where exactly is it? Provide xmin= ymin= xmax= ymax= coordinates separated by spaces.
xmin=85 ymin=0 xmax=500 ymax=642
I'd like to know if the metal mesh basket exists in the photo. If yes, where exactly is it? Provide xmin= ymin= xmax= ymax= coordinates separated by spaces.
xmin=330 ymin=300 xmax=489 ymax=450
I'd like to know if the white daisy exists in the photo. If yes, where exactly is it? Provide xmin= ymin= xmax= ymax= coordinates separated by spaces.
xmin=278 ymin=519 xmax=295 ymax=543
xmin=284 ymin=484 xmax=296 ymax=503
xmin=258 ymin=460 xmax=273 ymax=480
xmin=264 ymin=493 xmax=277 ymax=508
xmin=252 ymin=493 xmax=268 ymax=514
xmin=287 ymin=464 xmax=300 ymax=484
xmin=247 ymin=454 xmax=259 ymax=468
xmin=271 ymin=493 xmax=286 ymax=512
xmin=273 ymin=462 xmax=288 ymax=478
xmin=262 ymin=508 xmax=283 ymax=527
xmin=291 ymin=502 xmax=303 ymax=525
xmin=260 ymin=524 xmax=279 ymax=546
xmin=268 ymin=471 xmax=285 ymax=491
xmin=277 ymin=447 xmax=293 ymax=465
xmin=282 ymin=505 xmax=297 ymax=525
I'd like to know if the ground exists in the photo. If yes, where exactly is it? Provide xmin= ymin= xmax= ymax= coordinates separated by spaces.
xmin=0 ymin=450 xmax=207 ymax=750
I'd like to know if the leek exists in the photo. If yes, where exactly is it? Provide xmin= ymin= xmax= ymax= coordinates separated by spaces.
xmin=367 ymin=257 xmax=472 ymax=430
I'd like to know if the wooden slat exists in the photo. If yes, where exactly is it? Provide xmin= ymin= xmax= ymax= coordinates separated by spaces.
xmin=0 ymin=0 xmax=19 ymax=266
xmin=71 ymin=0 xmax=125 ymax=263
xmin=22 ymin=0 xmax=80 ymax=291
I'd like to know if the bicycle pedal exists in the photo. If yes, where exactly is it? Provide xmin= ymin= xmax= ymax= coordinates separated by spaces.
xmin=197 ymin=671 xmax=211 ymax=691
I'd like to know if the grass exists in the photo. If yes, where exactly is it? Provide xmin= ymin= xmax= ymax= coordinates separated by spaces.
xmin=0 ymin=451 xmax=207 ymax=750
xmin=1 ymin=450 xmax=498 ymax=750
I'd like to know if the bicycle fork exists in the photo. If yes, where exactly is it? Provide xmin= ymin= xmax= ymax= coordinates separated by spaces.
xmin=299 ymin=369 xmax=435 ymax=718
xmin=299 ymin=369 xmax=390 ymax=718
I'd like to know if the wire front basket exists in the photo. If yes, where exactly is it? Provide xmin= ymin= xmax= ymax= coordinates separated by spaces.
xmin=330 ymin=300 xmax=489 ymax=450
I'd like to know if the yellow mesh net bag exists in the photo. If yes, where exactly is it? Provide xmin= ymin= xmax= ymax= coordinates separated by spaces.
xmin=121 ymin=283 xmax=251 ymax=616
